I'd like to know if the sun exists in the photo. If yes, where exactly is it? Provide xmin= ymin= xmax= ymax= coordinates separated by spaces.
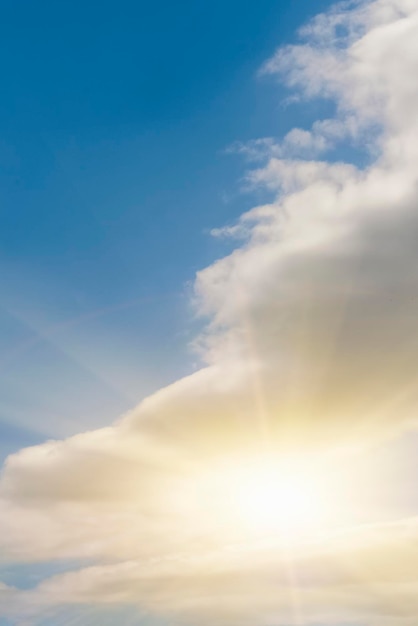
xmin=178 ymin=456 xmax=329 ymax=542
xmin=232 ymin=462 xmax=324 ymax=536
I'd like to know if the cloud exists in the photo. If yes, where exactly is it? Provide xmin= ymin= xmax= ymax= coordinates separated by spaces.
xmin=227 ymin=120 xmax=353 ymax=164
xmin=7 ymin=518 xmax=418 ymax=625
xmin=2 ymin=0 xmax=418 ymax=624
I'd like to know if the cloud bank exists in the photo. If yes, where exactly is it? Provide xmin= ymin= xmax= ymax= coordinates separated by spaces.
xmin=2 ymin=0 xmax=418 ymax=624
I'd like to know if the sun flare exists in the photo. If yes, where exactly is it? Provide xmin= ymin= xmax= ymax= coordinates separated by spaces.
xmin=179 ymin=457 xmax=330 ymax=543
xmin=233 ymin=464 xmax=323 ymax=535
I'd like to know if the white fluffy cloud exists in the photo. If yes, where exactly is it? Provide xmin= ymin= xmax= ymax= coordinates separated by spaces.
xmin=2 ymin=1 xmax=418 ymax=624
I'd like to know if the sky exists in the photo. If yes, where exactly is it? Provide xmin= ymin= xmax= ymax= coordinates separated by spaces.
xmin=1 ymin=0 xmax=418 ymax=625
xmin=0 ymin=0 xmax=333 ymax=455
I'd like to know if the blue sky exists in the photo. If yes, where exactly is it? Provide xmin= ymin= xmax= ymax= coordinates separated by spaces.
xmin=0 ymin=0 xmax=333 ymax=457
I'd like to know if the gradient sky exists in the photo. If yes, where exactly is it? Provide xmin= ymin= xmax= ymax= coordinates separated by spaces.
xmin=0 ymin=0 xmax=332 ymax=457
xmin=1 ymin=1 xmax=418 ymax=625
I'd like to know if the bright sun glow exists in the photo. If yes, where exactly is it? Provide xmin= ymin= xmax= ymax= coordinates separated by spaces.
xmin=180 ymin=457 xmax=330 ymax=542
xmin=232 ymin=463 xmax=324 ymax=536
